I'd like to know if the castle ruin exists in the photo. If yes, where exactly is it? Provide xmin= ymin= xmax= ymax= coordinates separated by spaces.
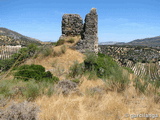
xmin=60 ymin=8 xmax=98 ymax=53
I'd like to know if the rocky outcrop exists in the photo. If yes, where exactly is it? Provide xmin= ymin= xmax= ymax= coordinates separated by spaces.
xmin=60 ymin=8 xmax=98 ymax=53
xmin=62 ymin=14 xmax=83 ymax=36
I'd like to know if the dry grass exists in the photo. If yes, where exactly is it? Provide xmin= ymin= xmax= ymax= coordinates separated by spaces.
xmin=24 ymin=46 xmax=84 ymax=80
xmin=35 ymin=77 xmax=160 ymax=120
xmin=36 ymin=87 xmax=160 ymax=120
xmin=36 ymin=93 xmax=127 ymax=120
xmin=59 ymin=35 xmax=81 ymax=46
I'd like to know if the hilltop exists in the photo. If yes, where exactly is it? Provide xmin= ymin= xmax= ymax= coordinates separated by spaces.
xmin=0 ymin=27 xmax=42 ymax=46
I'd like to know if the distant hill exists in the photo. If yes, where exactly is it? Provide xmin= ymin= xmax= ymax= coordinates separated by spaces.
xmin=114 ymin=36 xmax=160 ymax=48
xmin=99 ymin=41 xmax=125 ymax=45
xmin=125 ymin=36 xmax=160 ymax=47
xmin=0 ymin=27 xmax=42 ymax=46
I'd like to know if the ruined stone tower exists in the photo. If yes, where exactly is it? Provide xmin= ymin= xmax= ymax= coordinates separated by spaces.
xmin=62 ymin=14 xmax=83 ymax=36
xmin=60 ymin=8 xmax=98 ymax=53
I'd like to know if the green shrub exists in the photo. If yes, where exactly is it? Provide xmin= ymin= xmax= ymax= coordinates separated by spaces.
xmin=24 ymin=81 xmax=40 ymax=101
xmin=43 ymin=71 xmax=53 ymax=78
xmin=42 ymin=76 xmax=59 ymax=83
xmin=0 ymin=81 xmax=10 ymax=97
xmin=84 ymin=52 xmax=119 ymax=78
xmin=0 ymin=80 xmax=17 ymax=98
xmin=27 ymin=44 xmax=38 ymax=56
xmin=87 ymin=70 xmax=98 ymax=80
xmin=47 ymin=86 xmax=54 ymax=97
xmin=133 ymin=76 xmax=160 ymax=95
xmin=12 ymin=44 xmax=38 ymax=62
xmin=68 ymin=52 xmax=130 ymax=91
xmin=56 ymin=39 xmax=65 ymax=46
xmin=0 ymin=59 xmax=15 ymax=71
xmin=51 ymin=42 xmax=57 ymax=46
xmin=41 ymin=46 xmax=53 ymax=57
xmin=14 ymin=64 xmax=45 ymax=81
xmin=67 ymin=38 xmax=74 ymax=43
xmin=14 ymin=64 xmax=58 ymax=82
xmin=106 ymin=68 xmax=130 ymax=92
xmin=69 ymin=61 xmax=84 ymax=78
xmin=134 ymin=77 xmax=149 ymax=94
xmin=71 ymin=79 xmax=80 ymax=84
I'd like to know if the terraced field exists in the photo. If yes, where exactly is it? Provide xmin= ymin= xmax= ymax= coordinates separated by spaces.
xmin=99 ymin=45 xmax=160 ymax=81
xmin=0 ymin=45 xmax=21 ymax=60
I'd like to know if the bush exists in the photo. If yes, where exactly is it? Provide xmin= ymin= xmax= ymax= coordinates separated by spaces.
xmin=0 ymin=101 xmax=40 ymax=120
xmin=133 ymin=76 xmax=160 ymax=95
xmin=68 ymin=52 xmax=130 ymax=91
xmin=84 ymin=52 xmax=97 ymax=71
xmin=42 ymin=76 xmax=59 ymax=83
xmin=24 ymin=81 xmax=40 ymax=101
xmin=69 ymin=61 xmax=84 ymax=78
xmin=41 ymin=46 xmax=53 ymax=57
xmin=15 ymin=64 xmax=45 ymax=81
xmin=12 ymin=44 xmax=38 ymax=62
xmin=0 ymin=59 xmax=15 ymax=71
xmin=84 ymin=52 xmax=119 ymax=78
xmin=14 ymin=64 xmax=58 ymax=82
xmin=106 ymin=68 xmax=130 ymax=92
xmin=0 ymin=81 xmax=10 ymax=97
xmin=56 ymin=39 xmax=65 ymax=46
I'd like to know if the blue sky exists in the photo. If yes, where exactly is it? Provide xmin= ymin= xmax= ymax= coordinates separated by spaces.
xmin=0 ymin=0 xmax=160 ymax=42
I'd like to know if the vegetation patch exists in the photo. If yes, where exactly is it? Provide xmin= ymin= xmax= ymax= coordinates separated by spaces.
xmin=41 ymin=45 xmax=53 ymax=57
xmin=69 ymin=52 xmax=130 ymax=91
xmin=56 ymin=39 xmax=65 ymax=46
xmin=0 ymin=101 xmax=40 ymax=120
xmin=14 ymin=64 xmax=59 ymax=83
xmin=0 ymin=44 xmax=38 ymax=72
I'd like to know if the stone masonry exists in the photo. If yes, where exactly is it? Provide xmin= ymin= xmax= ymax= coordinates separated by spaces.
xmin=60 ymin=8 xmax=98 ymax=53
xmin=62 ymin=14 xmax=83 ymax=36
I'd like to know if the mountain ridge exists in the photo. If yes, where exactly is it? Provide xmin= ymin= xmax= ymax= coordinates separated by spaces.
xmin=126 ymin=36 xmax=160 ymax=47
xmin=0 ymin=27 xmax=42 ymax=46
xmin=99 ymin=36 xmax=160 ymax=48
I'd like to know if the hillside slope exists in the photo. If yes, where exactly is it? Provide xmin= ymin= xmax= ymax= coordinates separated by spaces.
xmin=126 ymin=36 xmax=160 ymax=47
xmin=0 ymin=27 xmax=41 ymax=45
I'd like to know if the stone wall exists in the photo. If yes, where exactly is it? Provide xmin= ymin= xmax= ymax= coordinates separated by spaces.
xmin=60 ymin=8 xmax=98 ymax=53
xmin=62 ymin=14 xmax=83 ymax=36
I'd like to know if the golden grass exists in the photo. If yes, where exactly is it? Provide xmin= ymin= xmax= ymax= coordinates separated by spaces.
xmin=36 ymin=89 xmax=160 ymax=120
xmin=35 ymin=77 xmax=160 ymax=120
xmin=24 ymin=46 xmax=85 ymax=80
xmin=59 ymin=35 xmax=81 ymax=46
